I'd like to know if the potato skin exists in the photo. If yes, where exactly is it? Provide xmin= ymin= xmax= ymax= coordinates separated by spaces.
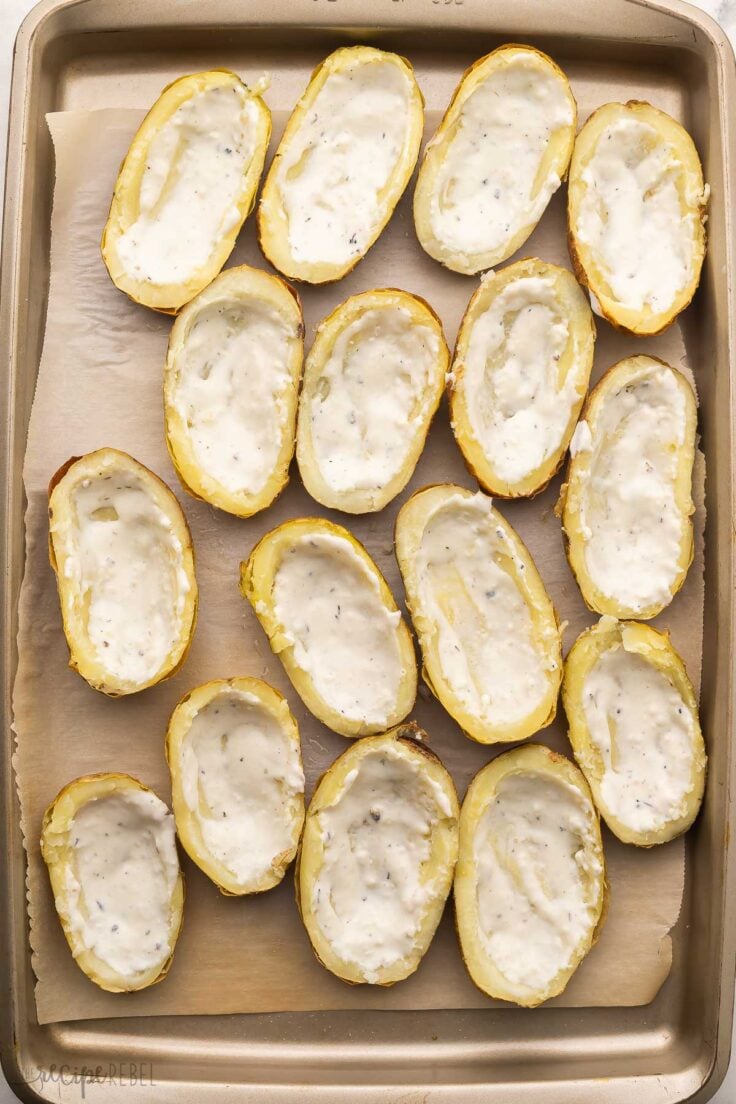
xmin=567 ymin=100 xmax=707 ymax=336
xmin=257 ymin=46 xmax=424 ymax=285
xmin=48 ymin=448 xmax=198 ymax=696
xmin=165 ymin=676 xmax=304 ymax=896
xmin=296 ymin=723 xmax=459 ymax=986
xmin=240 ymin=517 xmax=417 ymax=738
xmin=101 ymin=69 xmax=271 ymax=313
xmin=449 ymin=258 xmax=595 ymax=499
xmin=559 ymin=355 xmax=696 ymax=620
xmin=413 ymin=45 xmax=576 ymax=275
xmin=296 ymin=287 xmax=449 ymax=513
xmin=164 ymin=264 xmax=304 ymax=518
xmin=40 ymin=773 xmax=185 ymax=993
xmin=454 ymin=744 xmax=606 ymax=1007
xmin=562 ymin=618 xmax=706 ymax=846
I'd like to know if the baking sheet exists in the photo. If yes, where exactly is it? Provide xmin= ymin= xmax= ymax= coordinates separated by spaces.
xmin=12 ymin=104 xmax=704 ymax=1026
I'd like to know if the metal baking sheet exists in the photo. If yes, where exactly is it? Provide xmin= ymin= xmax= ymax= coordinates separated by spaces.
xmin=1 ymin=0 xmax=735 ymax=1100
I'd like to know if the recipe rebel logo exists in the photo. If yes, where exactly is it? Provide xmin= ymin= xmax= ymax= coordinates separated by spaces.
xmin=10 ymin=1059 xmax=155 ymax=1097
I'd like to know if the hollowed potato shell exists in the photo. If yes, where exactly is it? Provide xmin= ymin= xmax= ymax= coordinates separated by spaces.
xmin=48 ymin=448 xmax=198 ymax=696
xmin=166 ymin=676 xmax=305 ymax=895
xmin=240 ymin=517 xmax=417 ymax=738
xmin=296 ymin=288 xmax=449 ymax=513
xmin=450 ymin=258 xmax=595 ymax=498
xmin=101 ymin=69 xmax=271 ymax=313
xmin=562 ymin=617 xmax=706 ymax=846
xmin=296 ymin=723 xmax=459 ymax=985
xmin=164 ymin=264 xmax=304 ymax=518
xmin=454 ymin=744 xmax=606 ymax=1007
xmin=40 ymin=773 xmax=185 ymax=993
xmin=567 ymin=100 xmax=707 ymax=336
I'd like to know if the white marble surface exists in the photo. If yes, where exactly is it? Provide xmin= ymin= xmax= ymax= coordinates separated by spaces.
xmin=0 ymin=0 xmax=734 ymax=1100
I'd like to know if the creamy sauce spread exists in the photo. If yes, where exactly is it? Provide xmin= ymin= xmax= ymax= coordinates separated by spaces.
xmin=172 ymin=298 xmax=296 ymax=494
xmin=576 ymin=365 xmax=688 ymax=612
xmin=473 ymin=772 xmax=601 ymax=992
xmin=64 ymin=789 xmax=179 ymax=979
xmin=179 ymin=689 xmax=304 ymax=883
xmin=311 ymin=747 xmax=450 ymax=980
xmin=569 ymin=418 xmax=593 ymax=457
xmin=582 ymin=635 xmax=696 ymax=832
xmin=273 ymin=60 xmax=412 ymax=265
xmin=308 ymin=306 xmax=440 ymax=494
xmin=429 ymin=56 xmax=572 ymax=259
xmin=273 ymin=534 xmax=403 ymax=725
xmin=64 ymin=471 xmax=190 ymax=684
xmin=461 ymin=276 xmax=577 ymax=484
xmin=414 ymin=494 xmax=556 ymax=726
xmin=116 ymin=84 xmax=259 ymax=285
xmin=575 ymin=117 xmax=700 ymax=313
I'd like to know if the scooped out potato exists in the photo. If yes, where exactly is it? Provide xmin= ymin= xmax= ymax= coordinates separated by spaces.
xmin=455 ymin=744 xmax=606 ymax=1007
xmin=164 ymin=264 xmax=304 ymax=518
xmin=102 ymin=69 xmax=271 ymax=313
xmin=413 ymin=45 xmax=576 ymax=275
xmin=258 ymin=46 xmax=424 ymax=284
xmin=395 ymin=484 xmax=561 ymax=744
xmin=241 ymin=518 xmax=417 ymax=738
xmin=562 ymin=617 xmax=706 ymax=846
xmin=560 ymin=355 xmax=696 ymax=619
xmin=48 ymin=448 xmax=198 ymax=696
xmin=40 ymin=773 xmax=184 ymax=993
xmin=297 ymin=723 xmax=459 ymax=985
xmin=450 ymin=258 xmax=595 ymax=498
xmin=297 ymin=288 xmax=449 ymax=513
xmin=568 ymin=100 xmax=708 ymax=335
xmin=166 ymin=677 xmax=305 ymax=895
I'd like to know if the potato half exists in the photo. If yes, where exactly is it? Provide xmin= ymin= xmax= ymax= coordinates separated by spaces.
xmin=455 ymin=744 xmax=606 ymax=1007
xmin=560 ymin=355 xmax=696 ymax=619
xmin=102 ymin=70 xmax=271 ymax=313
xmin=48 ymin=448 xmax=198 ymax=696
xmin=562 ymin=617 xmax=706 ymax=846
xmin=258 ymin=46 xmax=424 ymax=284
xmin=395 ymin=484 xmax=561 ymax=745
xmin=166 ymin=677 xmax=305 ymax=895
xmin=413 ymin=45 xmax=576 ymax=275
xmin=296 ymin=289 xmax=449 ymax=513
xmin=450 ymin=258 xmax=595 ymax=498
xmin=40 ymin=773 xmax=184 ymax=993
xmin=297 ymin=723 xmax=459 ymax=985
xmin=568 ymin=101 xmax=707 ymax=335
xmin=164 ymin=264 xmax=304 ymax=518
xmin=240 ymin=518 xmax=417 ymax=738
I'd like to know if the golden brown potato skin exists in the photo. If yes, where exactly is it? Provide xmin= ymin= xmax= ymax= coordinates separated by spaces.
xmin=562 ymin=617 xmax=706 ymax=846
xmin=296 ymin=723 xmax=459 ymax=986
xmin=40 ymin=773 xmax=185 ymax=993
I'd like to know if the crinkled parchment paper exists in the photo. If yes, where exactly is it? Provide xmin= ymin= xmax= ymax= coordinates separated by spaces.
xmin=12 ymin=107 xmax=704 ymax=1025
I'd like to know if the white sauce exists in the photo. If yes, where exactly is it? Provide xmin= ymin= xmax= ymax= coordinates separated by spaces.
xmin=308 ymin=306 xmax=440 ymax=494
xmin=273 ymin=534 xmax=403 ymax=726
xmin=65 ymin=471 xmax=190 ymax=684
xmin=578 ymin=365 xmax=688 ymax=612
xmin=116 ymin=84 xmax=258 ymax=285
xmin=429 ymin=56 xmax=573 ymax=259
xmin=474 ymin=772 xmax=602 ymax=992
xmin=172 ymin=298 xmax=296 ymax=494
xmin=461 ymin=276 xmax=576 ymax=484
xmin=273 ymin=60 xmax=412 ymax=265
xmin=311 ymin=747 xmax=449 ymax=981
xmin=569 ymin=418 xmax=593 ymax=457
xmin=179 ymin=689 xmax=304 ymax=884
xmin=582 ymin=637 xmax=696 ymax=833
xmin=415 ymin=494 xmax=556 ymax=727
xmin=575 ymin=117 xmax=698 ymax=313
xmin=64 ymin=789 xmax=179 ymax=979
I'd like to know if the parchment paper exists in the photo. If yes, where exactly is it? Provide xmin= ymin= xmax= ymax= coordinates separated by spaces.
xmin=13 ymin=107 xmax=705 ymax=1026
